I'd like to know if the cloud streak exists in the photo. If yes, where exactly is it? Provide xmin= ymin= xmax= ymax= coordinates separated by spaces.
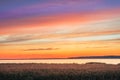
xmin=24 ymin=48 xmax=59 ymax=51
xmin=0 ymin=34 xmax=34 ymax=43
xmin=0 ymin=0 xmax=120 ymax=59
xmin=0 ymin=0 xmax=102 ymax=20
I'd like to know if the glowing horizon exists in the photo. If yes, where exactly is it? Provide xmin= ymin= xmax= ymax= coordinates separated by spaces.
xmin=0 ymin=0 xmax=120 ymax=59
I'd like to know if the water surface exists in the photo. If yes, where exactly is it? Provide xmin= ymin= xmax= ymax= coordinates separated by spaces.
xmin=0 ymin=59 xmax=120 ymax=64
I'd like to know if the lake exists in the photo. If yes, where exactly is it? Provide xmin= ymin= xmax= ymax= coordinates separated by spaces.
xmin=0 ymin=59 xmax=120 ymax=64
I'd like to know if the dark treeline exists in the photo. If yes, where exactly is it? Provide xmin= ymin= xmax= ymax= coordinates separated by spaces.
xmin=69 ymin=55 xmax=120 ymax=59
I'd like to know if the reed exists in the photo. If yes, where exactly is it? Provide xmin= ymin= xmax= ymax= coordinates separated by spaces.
xmin=0 ymin=63 xmax=120 ymax=80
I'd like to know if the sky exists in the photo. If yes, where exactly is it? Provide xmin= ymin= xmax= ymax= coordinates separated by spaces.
xmin=0 ymin=0 xmax=120 ymax=59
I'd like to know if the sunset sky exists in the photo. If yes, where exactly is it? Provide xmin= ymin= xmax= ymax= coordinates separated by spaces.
xmin=0 ymin=0 xmax=120 ymax=59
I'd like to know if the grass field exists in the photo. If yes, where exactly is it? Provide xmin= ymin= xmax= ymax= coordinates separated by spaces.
xmin=0 ymin=63 xmax=120 ymax=80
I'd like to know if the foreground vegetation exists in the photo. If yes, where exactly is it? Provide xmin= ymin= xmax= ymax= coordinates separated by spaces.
xmin=0 ymin=63 xmax=120 ymax=80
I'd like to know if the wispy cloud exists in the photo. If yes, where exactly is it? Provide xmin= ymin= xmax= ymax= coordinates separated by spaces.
xmin=0 ymin=34 xmax=34 ymax=43
xmin=0 ymin=0 xmax=120 ymax=59
xmin=24 ymin=48 xmax=59 ymax=51
xmin=0 ymin=0 xmax=101 ymax=20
